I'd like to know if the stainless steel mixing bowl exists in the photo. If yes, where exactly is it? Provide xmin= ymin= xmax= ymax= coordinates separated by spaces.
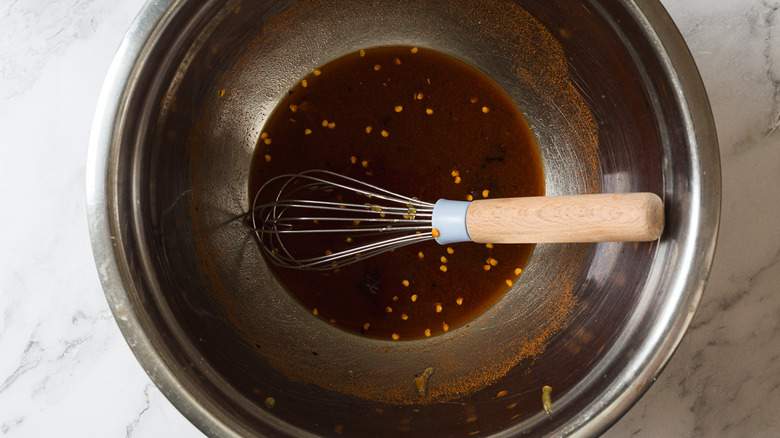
xmin=87 ymin=0 xmax=720 ymax=436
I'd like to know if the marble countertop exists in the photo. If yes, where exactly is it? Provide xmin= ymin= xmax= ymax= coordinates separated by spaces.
xmin=1 ymin=0 xmax=778 ymax=436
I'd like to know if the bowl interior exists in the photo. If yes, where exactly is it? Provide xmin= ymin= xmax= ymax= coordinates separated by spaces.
xmin=100 ymin=0 xmax=714 ymax=436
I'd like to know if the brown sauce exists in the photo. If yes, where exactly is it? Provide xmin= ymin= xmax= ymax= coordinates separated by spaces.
xmin=249 ymin=46 xmax=544 ymax=340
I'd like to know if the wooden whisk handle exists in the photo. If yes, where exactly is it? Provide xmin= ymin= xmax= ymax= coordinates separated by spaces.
xmin=465 ymin=193 xmax=664 ymax=243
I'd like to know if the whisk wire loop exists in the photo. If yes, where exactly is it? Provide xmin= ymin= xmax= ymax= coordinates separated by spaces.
xmin=250 ymin=170 xmax=436 ymax=270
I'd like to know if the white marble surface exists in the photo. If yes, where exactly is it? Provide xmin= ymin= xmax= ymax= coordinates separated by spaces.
xmin=0 ymin=0 xmax=778 ymax=436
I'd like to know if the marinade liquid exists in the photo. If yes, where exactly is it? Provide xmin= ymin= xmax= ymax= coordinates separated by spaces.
xmin=249 ymin=46 xmax=544 ymax=340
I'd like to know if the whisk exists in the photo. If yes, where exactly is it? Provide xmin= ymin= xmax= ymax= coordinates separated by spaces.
xmin=249 ymin=169 xmax=664 ymax=270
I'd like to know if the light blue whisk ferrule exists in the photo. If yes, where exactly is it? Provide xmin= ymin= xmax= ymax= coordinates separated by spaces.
xmin=431 ymin=199 xmax=472 ymax=245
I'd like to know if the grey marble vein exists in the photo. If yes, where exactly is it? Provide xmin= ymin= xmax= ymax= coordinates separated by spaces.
xmin=0 ymin=336 xmax=42 ymax=394
xmin=125 ymin=383 xmax=153 ymax=438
